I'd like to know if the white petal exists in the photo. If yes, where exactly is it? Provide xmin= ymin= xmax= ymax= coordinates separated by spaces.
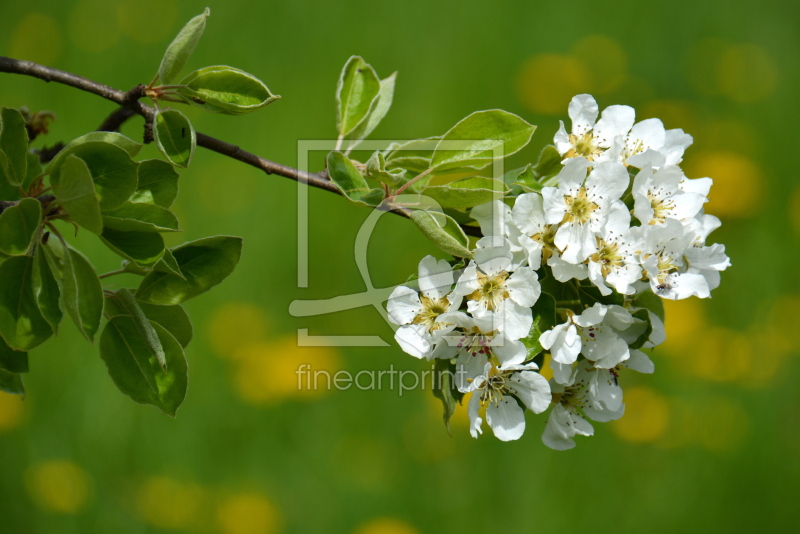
xmin=486 ymin=398 xmax=526 ymax=441
xmin=506 ymin=268 xmax=541 ymax=307
xmin=394 ymin=324 xmax=431 ymax=359
xmin=511 ymin=193 xmax=547 ymax=235
xmin=511 ymin=370 xmax=552 ymax=413
xmin=594 ymin=105 xmax=635 ymax=146
xmin=468 ymin=392 xmax=483 ymax=438
xmin=417 ymin=255 xmax=455 ymax=299
xmin=386 ymin=286 xmax=422 ymax=325
xmin=626 ymin=349 xmax=655 ymax=373
xmin=629 ymin=118 xmax=666 ymax=151
xmin=568 ymin=94 xmax=599 ymax=134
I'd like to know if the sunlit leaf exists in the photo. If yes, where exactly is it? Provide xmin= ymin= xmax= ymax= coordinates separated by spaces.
xmin=336 ymin=56 xmax=381 ymax=136
xmin=0 ymin=255 xmax=53 ymax=350
xmin=130 ymin=159 xmax=179 ymax=208
xmin=53 ymin=155 xmax=103 ymax=235
xmin=0 ymin=107 xmax=29 ymax=187
xmin=157 ymin=7 xmax=210 ymax=85
xmin=154 ymin=109 xmax=195 ymax=168
xmin=410 ymin=210 xmax=471 ymax=258
xmin=176 ymin=66 xmax=280 ymax=115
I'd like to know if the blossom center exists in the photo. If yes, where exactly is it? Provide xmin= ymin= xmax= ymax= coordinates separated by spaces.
xmin=467 ymin=271 xmax=510 ymax=311
xmin=531 ymin=224 xmax=559 ymax=263
xmin=591 ymin=239 xmax=624 ymax=277
xmin=563 ymin=187 xmax=598 ymax=225
xmin=412 ymin=295 xmax=450 ymax=332
xmin=647 ymin=193 xmax=675 ymax=224
xmin=566 ymin=132 xmax=604 ymax=161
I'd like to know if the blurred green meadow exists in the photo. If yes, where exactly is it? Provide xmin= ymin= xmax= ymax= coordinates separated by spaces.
xmin=1 ymin=0 xmax=798 ymax=532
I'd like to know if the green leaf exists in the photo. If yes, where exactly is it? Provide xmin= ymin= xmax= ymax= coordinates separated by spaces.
xmin=44 ymin=244 xmax=103 ymax=342
xmin=532 ymin=145 xmax=563 ymax=185
xmin=101 ymin=228 xmax=165 ymax=266
xmin=114 ymin=288 xmax=166 ymax=369
xmin=105 ymin=294 xmax=193 ymax=349
xmin=0 ymin=198 xmax=41 ymax=255
xmin=336 ymin=56 xmax=381 ymax=137
xmin=32 ymin=245 xmax=62 ymax=334
xmin=157 ymin=7 xmax=210 ymax=85
xmin=410 ymin=210 xmax=472 ymax=258
xmin=0 ymin=255 xmax=53 ymax=350
xmin=0 ymin=369 xmax=24 ymax=395
xmin=0 ymin=336 xmax=28 ymax=373
xmin=130 ymin=159 xmax=179 ymax=208
xmin=152 ymin=249 xmax=185 ymax=280
xmin=385 ymin=137 xmax=440 ymax=175
xmin=431 ymin=358 xmax=464 ymax=435
xmin=136 ymin=236 xmax=243 ymax=305
xmin=0 ymin=150 xmax=23 ymax=201
xmin=346 ymin=72 xmax=397 ymax=149
xmin=53 ymin=155 xmax=103 ymax=235
xmin=0 ymin=107 xmax=29 ymax=187
xmin=176 ymin=66 xmax=280 ymax=115
xmin=23 ymin=152 xmax=43 ymax=192
xmin=153 ymin=109 xmax=195 ymax=168
xmin=100 ymin=317 xmax=187 ymax=416
xmin=431 ymin=110 xmax=536 ymax=170
xmin=520 ymin=292 xmax=556 ymax=359
xmin=632 ymin=289 xmax=666 ymax=322
xmin=420 ymin=177 xmax=508 ymax=209
xmin=326 ymin=151 xmax=384 ymax=207
xmin=102 ymin=201 xmax=180 ymax=233
xmin=509 ymin=164 xmax=542 ymax=193
xmin=48 ymin=142 xmax=139 ymax=211
xmin=364 ymin=150 xmax=405 ymax=187
xmin=45 ymin=133 xmax=141 ymax=176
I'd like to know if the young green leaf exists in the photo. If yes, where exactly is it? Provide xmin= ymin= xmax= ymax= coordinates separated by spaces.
xmin=32 ymin=246 xmax=62 ymax=334
xmin=48 ymin=142 xmax=139 ymax=211
xmin=0 ymin=369 xmax=24 ymax=395
xmin=23 ymin=152 xmax=42 ymax=192
xmin=136 ymin=236 xmax=243 ymax=305
xmin=53 ymin=155 xmax=103 ymax=235
xmin=156 ymin=7 xmax=210 ymax=85
xmin=102 ymin=201 xmax=181 ymax=233
xmin=326 ymin=151 xmax=384 ymax=207
xmin=130 ymin=159 xmax=179 ymax=208
xmin=0 ymin=198 xmax=41 ymax=255
xmin=44 ymin=244 xmax=103 ymax=342
xmin=520 ymin=292 xmax=556 ymax=359
xmin=105 ymin=294 xmax=193 ymax=349
xmin=384 ymin=137 xmax=440 ymax=175
xmin=45 ymin=132 xmax=142 ymax=175
xmin=431 ymin=110 xmax=536 ymax=170
xmin=420 ymin=177 xmax=508 ymax=209
xmin=0 ymin=336 xmax=28 ymax=373
xmin=336 ymin=56 xmax=381 ymax=137
xmin=154 ymin=109 xmax=195 ymax=168
xmin=0 ymin=255 xmax=53 ymax=351
xmin=364 ymin=150 xmax=405 ymax=187
xmin=509 ymin=164 xmax=542 ymax=193
xmin=101 ymin=228 xmax=165 ymax=266
xmin=100 ymin=317 xmax=187 ymax=416
xmin=431 ymin=358 xmax=464 ymax=435
xmin=410 ymin=210 xmax=472 ymax=258
xmin=0 ymin=107 xmax=29 ymax=187
xmin=346 ymin=72 xmax=397 ymax=149
xmin=176 ymin=66 xmax=280 ymax=115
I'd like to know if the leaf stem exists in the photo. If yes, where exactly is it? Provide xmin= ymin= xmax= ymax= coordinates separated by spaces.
xmin=98 ymin=269 xmax=129 ymax=280
xmin=394 ymin=167 xmax=433 ymax=196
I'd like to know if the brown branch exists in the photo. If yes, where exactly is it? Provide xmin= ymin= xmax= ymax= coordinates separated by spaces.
xmin=0 ymin=56 xmax=481 ymax=237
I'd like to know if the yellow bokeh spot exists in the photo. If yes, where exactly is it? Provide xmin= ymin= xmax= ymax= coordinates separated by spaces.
xmin=353 ymin=518 xmax=421 ymax=534
xmin=696 ymin=397 xmax=750 ymax=453
xmin=25 ymin=460 xmax=92 ymax=514
xmin=717 ymin=44 xmax=778 ymax=103
xmin=683 ymin=151 xmax=764 ymax=219
xmin=640 ymin=100 xmax=698 ymax=134
xmin=571 ymin=35 xmax=628 ymax=95
xmin=69 ymin=0 xmax=120 ymax=52
xmin=117 ymin=0 xmax=179 ymax=44
xmin=216 ymin=491 xmax=281 ymax=534
xmin=0 ymin=391 xmax=24 ymax=432
xmin=611 ymin=386 xmax=670 ymax=444
xmin=516 ymin=54 xmax=589 ymax=115
xmin=792 ymin=187 xmax=800 ymax=234
xmin=136 ymin=476 xmax=206 ymax=530
xmin=208 ymin=302 xmax=270 ymax=359
xmin=661 ymin=299 xmax=708 ymax=355
xmin=9 ymin=13 xmax=63 ymax=66
xmin=232 ymin=337 xmax=341 ymax=405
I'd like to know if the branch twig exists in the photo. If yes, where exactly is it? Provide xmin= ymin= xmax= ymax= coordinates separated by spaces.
xmin=0 ymin=56 xmax=481 ymax=237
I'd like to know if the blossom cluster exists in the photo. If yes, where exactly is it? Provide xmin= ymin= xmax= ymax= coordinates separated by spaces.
xmin=387 ymin=94 xmax=730 ymax=448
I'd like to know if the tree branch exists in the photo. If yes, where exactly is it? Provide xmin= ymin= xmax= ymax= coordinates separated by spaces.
xmin=0 ymin=56 xmax=481 ymax=237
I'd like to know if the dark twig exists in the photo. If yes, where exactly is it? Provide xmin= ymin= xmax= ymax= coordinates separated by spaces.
xmin=0 ymin=56 xmax=481 ymax=237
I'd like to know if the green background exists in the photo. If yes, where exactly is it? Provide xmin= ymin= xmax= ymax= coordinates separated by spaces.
xmin=1 ymin=0 xmax=798 ymax=532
